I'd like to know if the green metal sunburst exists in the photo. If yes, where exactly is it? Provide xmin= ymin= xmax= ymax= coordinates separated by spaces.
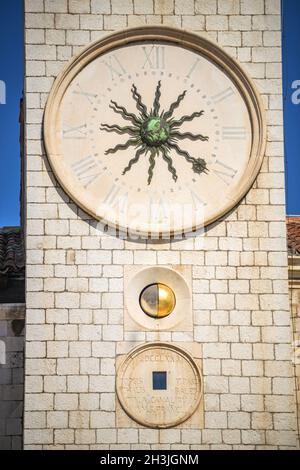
xmin=100 ymin=81 xmax=209 ymax=185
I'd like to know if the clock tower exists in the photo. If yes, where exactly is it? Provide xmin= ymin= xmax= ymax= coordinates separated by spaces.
xmin=23 ymin=0 xmax=299 ymax=450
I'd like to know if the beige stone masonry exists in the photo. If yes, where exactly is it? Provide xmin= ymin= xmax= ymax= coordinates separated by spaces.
xmin=23 ymin=0 xmax=299 ymax=450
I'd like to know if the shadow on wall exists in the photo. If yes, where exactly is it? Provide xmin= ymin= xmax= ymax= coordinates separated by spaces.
xmin=0 ymin=307 xmax=25 ymax=450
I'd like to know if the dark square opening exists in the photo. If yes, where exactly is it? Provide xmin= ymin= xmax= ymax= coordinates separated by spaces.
xmin=152 ymin=371 xmax=167 ymax=390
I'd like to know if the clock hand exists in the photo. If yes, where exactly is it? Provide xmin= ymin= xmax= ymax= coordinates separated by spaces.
xmin=168 ymin=142 xmax=209 ymax=175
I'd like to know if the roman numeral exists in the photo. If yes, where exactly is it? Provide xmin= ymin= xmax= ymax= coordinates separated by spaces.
xmin=102 ymin=55 xmax=126 ymax=80
xmin=190 ymin=190 xmax=207 ymax=208
xmin=103 ymin=185 xmax=128 ymax=213
xmin=186 ymin=58 xmax=200 ymax=78
xmin=72 ymin=83 xmax=98 ymax=105
xmin=63 ymin=123 xmax=87 ymax=140
xmin=103 ymin=184 xmax=121 ymax=206
xmin=117 ymin=193 xmax=129 ymax=214
xmin=211 ymin=87 xmax=234 ymax=104
xmin=212 ymin=160 xmax=237 ymax=185
xmin=150 ymin=197 xmax=169 ymax=221
xmin=148 ymin=197 xmax=171 ymax=237
xmin=72 ymin=156 xmax=101 ymax=188
xmin=222 ymin=127 xmax=247 ymax=140
xmin=142 ymin=46 xmax=165 ymax=70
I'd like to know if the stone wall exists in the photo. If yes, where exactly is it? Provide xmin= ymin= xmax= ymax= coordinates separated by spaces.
xmin=0 ymin=304 xmax=25 ymax=450
xmin=289 ymin=256 xmax=300 ymax=447
xmin=23 ymin=0 xmax=299 ymax=449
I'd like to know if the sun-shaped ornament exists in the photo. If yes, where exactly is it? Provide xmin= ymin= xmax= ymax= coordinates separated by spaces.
xmin=100 ymin=81 xmax=209 ymax=185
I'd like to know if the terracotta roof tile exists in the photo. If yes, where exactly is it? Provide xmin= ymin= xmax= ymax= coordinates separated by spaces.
xmin=287 ymin=217 xmax=300 ymax=255
xmin=0 ymin=227 xmax=25 ymax=276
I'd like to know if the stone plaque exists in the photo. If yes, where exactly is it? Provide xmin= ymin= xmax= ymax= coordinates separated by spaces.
xmin=116 ymin=342 xmax=202 ymax=428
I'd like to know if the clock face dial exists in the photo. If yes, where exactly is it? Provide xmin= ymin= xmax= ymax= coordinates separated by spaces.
xmin=45 ymin=28 xmax=266 ymax=237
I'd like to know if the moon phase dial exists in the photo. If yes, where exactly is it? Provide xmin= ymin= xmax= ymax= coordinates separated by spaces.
xmin=139 ymin=283 xmax=176 ymax=319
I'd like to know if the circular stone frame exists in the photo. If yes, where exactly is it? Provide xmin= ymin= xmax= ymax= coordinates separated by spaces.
xmin=125 ymin=266 xmax=191 ymax=331
xmin=44 ymin=26 xmax=266 ymax=237
xmin=116 ymin=342 xmax=203 ymax=428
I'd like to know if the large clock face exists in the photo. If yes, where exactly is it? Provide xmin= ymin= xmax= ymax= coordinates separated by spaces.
xmin=44 ymin=27 xmax=266 ymax=238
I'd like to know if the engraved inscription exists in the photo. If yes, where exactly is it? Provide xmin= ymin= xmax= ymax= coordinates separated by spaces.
xmin=117 ymin=344 xmax=202 ymax=428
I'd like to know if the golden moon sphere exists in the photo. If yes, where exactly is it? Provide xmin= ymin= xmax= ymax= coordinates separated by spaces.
xmin=139 ymin=283 xmax=176 ymax=318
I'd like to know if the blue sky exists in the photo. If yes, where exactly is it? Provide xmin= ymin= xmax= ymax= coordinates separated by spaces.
xmin=0 ymin=1 xmax=299 ymax=226
xmin=0 ymin=0 xmax=23 ymax=227
xmin=282 ymin=0 xmax=300 ymax=215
